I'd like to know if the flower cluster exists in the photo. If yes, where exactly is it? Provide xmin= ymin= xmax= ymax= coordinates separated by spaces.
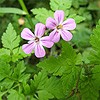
xmin=21 ymin=10 xmax=76 ymax=58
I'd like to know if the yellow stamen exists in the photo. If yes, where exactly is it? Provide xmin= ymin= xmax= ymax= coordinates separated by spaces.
xmin=57 ymin=25 xmax=63 ymax=29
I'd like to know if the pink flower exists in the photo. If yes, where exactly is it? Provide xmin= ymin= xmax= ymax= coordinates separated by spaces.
xmin=21 ymin=23 xmax=54 ymax=58
xmin=46 ymin=10 xmax=76 ymax=43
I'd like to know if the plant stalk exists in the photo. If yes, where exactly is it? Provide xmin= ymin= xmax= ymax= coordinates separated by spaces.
xmin=18 ymin=0 xmax=34 ymax=30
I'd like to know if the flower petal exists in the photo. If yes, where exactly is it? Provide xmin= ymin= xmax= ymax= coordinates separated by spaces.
xmin=49 ymin=30 xmax=60 ymax=43
xmin=60 ymin=30 xmax=73 ymax=41
xmin=46 ymin=17 xmax=57 ymax=29
xmin=40 ymin=36 xmax=54 ymax=48
xmin=54 ymin=10 xmax=64 ymax=24
xmin=34 ymin=23 xmax=46 ymax=38
xmin=21 ymin=28 xmax=35 ymax=40
xmin=62 ymin=18 xmax=76 ymax=30
xmin=22 ymin=43 xmax=35 ymax=54
xmin=35 ymin=44 xmax=46 ymax=58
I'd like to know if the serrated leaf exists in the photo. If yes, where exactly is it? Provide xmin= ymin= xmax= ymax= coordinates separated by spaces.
xmin=37 ymin=90 xmax=54 ymax=100
xmin=32 ymin=71 xmax=65 ymax=99
xmin=31 ymin=8 xmax=53 ymax=24
xmin=37 ymin=41 xmax=77 ymax=76
xmin=23 ymin=83 xmax=30 ymax=95
xmin=12 ymin=61 xmax=30 ymax=83
xmin=0 ymin=48 xmax=11 ymax=62
xmin=0 ymin=60 xmax=12 ymax=81
xmin=0 ymin=7 xmax=27 ymax=15
xmin=12 ymin=61 xmax=26 ymax=78
xmin=89 ymin=20 xmax=100 ymax=64
xmin=2 ymin=23 xmax=20 ymax=50
xmin=8 ymin=89 xmax=25 ymax=100
xmin=90 ymin=21 xmax=100 ymax=50
xmin=0 ymin=78 xmax=14 ymax=89
xmin=69 ymin=14 xmax=85 ymax=23
xmin=50 ymin=0 xmax=72 ymax=11
xmin=80 ymin=79 xmax=99 ymax=100
xmin=72 ymin=24 xmax=91 ymax=47
xmin=33 ymin=71 xmax=48 ymax=89
xmin=92 ymin=65 xmax=100 ymax=89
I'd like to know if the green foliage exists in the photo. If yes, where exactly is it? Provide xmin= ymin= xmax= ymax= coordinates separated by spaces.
xmin=89 ymin=20 xmax=100 ymax=64
xmin=8 ymin=89 xmax=25 ymax=100
xmin=79 ymin=65 xmax=100 ymax=100
xmin=1 ymin=23 xmax=30 ymax=62
xmin=31 ymin=71 xmax=65 ymax=100
xmin=37 ymin=41 xmax=80 ymax=76
xmin=0 ymin=0 xmax=100 ymax=99
xmin=50 ymin=0 xmax=72 ymax=11
xmin=69 ymin=14 xmax=85 ymax=24
xmin=0 ymin=7 xmax=27 ymax=15
xmin=2 ymin=23 xmax=20 ymax=50
xmin=0 ymin=60 xmax=30 ymax=99
xmin=31 ymin=8 xmax=53 ymax=24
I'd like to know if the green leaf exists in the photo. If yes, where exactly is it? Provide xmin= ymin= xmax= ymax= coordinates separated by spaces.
xmin=92 ymin=65 xmax=100 ymax=89
xmin=79 ymin=65 xmax=100 ymax=100
xmin=12 ymin=61 xmax=30 ymax=83
xmin=0 ymin=7 xmax=27 ymax=15
xmin=0 ymin=78 xmax=14 ymax=89
xmin=33 ymin=71 xmax=48 ymax=90
xmin=0 ymin=60 xmax=12 ymax=81
xmin=0 ymin=48 xmax=11 ymax=62
xmin=90 ymin=21 xmax=100 ymax=50
xmin=72 ymin=24 xmax=91 ymax=48
xmin=23 ymin=83 xmax=30 ymax=95
xmin=50 ymin=0 xmax=72 ymax=11
xmin=89 ymin=20 xmax=100 ymax=64
xmin=11 ymin=47 xmax=31 ymax=62
xmin=8 ymin=89 xmax=25 ymax=100
xmin=44 ymin=77 xmax=65 ymax=99
xmin=69 ymin=14 xmax=85 ymax=23
xmin=2 ymin=23 xmax=20 ymax=50
xmin=37 ymin=41 xmax=78 ymax=76
xmin=32 ymin=71 xmax=65 ymax=99
xmin=79 ymin=78 xmax=99 ymax=100
xmin=37 ymin=90 xmax=54 ymax=100
xmin=87 ymin=1 xmax=100 ymax=10
xmin=12 ymin=61 xmax=26 ymax=78
xmin=0 ymin=61 xmax=14 ymax=89
xmin=31 ymin=8 xmax=53 ymax=24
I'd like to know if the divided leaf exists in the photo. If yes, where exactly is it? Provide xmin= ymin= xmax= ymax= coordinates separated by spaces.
xmin=69 ymin=14 xmax=85 ymax=23
xmin=2 ymin=23 xmax=20 ymax=50
xmin=50 ymin=0 xmax=72 ymax=11
xmin=32 ymin=71 xmax=65 ymax=100
xmin=8 ymin=89 xmax=25 ymax=100
xmin=89 ymin=20 xmax=100 ymax=64
xmin=37 ymin=41 xmax=78 ymax=76
xmin=31 ymin=8 xmax=53 ymax=24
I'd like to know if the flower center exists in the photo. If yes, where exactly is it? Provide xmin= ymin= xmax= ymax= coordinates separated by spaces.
xmin=35 ymin=37 xmax=39 ymax=43
xmin=57 ymin=25 xmax=63 ymax=30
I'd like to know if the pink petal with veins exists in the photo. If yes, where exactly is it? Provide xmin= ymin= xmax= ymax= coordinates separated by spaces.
xmin=60 ymin=30 xmax=73 ymax=41
xmin=62 ymin=18 xmax=76 ymax=30
xmin=54 ymin=10 xmax=64 ymax=24
xmin=22 ymin=43 xmax=35 ymax=54
xmin=21 ymin=28 xmax=35 ymax=40
xmin=34 ymin=44 xmax=46 ymax=58
xmin=46 ymin=17 xmax=57 ymax=29
xmin=41 ymin=36 xmax=54 ymax=48
xmin=34 ymin=23 xmax=46 ymax=38
xmin=49 ymin=29 xmax=60 ymax=43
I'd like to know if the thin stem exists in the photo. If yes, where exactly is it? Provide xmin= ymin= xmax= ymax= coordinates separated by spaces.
xmin=18 ymin=0 xmax=34 ymax=30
